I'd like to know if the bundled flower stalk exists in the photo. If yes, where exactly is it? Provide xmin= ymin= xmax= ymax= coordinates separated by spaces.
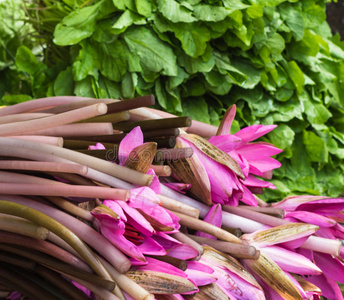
xmin=0 ymin=96 xmax=343 ymax=299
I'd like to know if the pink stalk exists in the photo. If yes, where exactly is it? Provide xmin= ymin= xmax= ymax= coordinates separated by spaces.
xmin=0 ymin=96 xmax=94 ymax=116
xmin=237 ymin=205 xmax=285 ymax=218
xmin=42 ymin=98 xmax=117 ymax=114
xmin=158 ymin=194 xmax=200 ymax=218
xmin=172 ymin=211 xmax=242 ymax=244
xmin=0 ymin=195 xmax=131 ymax=273
xmin=160 ymin=185 xmax=264 ymax=232
xmin=0 ymin=230 xmax=92 ymax=273
xmin=0 ymin=137 xmax=154 ymax=186
xmin=0 ymin=161 xmax=88 ymax=175
xmin=25 ymin=122 xmax=114 ymax=137
xmin=8 ymin=135 xmax=63 ymax=146
xmin=0 ymin=183 xmax=130 ymax=201
xmin=171 ymin=232 xmax=204 ymax=260
xmin=0 ymin=113 xmax=53 ymax=124
xmin=0 ymin=103 xmax=108 ymax=136
xmin=223 ymin=205 xmax=288 ymax=227
xmin=301 ymin=236 xmax=342 ymax=257
xmin=0 ymin=170 xmax=65 ymax=185
xmin=188 ymin=234 xmax=260 ymax=259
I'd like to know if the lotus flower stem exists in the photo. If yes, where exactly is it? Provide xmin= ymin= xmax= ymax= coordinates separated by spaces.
xmin=155 ymin=148 xmax=194 ymax=161
xmin=223 ymin=205 xmax=288 ymax=227
xmin=62 ymin=273 xmax=120 ymax=300
xmin=26 ymin=122 xmax=114 ymax=137
xmin=0 ymin=195 xmax=131 ymax=273
xmin=0 ymin=230 xmax=92 ymax=272
xmin=0 ymin=96 xmax=94 ymax=116
xmin=7 ymin=135 xmax=63 ymax=146
xmin=301 ymin=236 xmax=342 ymax=256
xmin=0 ymin=201 xmax=118 ymax=282
xmin=158 ymin=195 xmax=200 ymax=218
xmin=0 ymin=170 xmax=65 ymax=185
xmin=0 ymin=113 xmax=53 ymax=124
xmin=0 ymin=183 xmax=130 ymax=201
xmin=80 ymin=111 xmax=130 ymax=124
xmin=107 ymin=94 xmax=156 ymax=114
xmin=143 ymin=128 xmax=181 ymax=139
xmin=149 ymin=136 xmax=176 ymax=148
xmin=0 ymin=214 xmax=49 ymax=240
xmin=0 ymin=244 xmax=116 ymax=292
xmin=45 ymin=196 xmax=94 ymax=221
xmin=0 ymin=137 xmax=154 ymax=186
xmin=171 ymin=232 xmax=204 ymax=260
xmin=0 ymin=160 xmax=88 ymax=175
xmin=150 ymin=255 xmax=187 ymax=270
xmin=48 ymin=172 xmax=98 ymax=186
xmin=150 ymin=165 xmax=172 ymax=177
xmin=0 ymin=251 xmax=36 ymax=270
xmin=188 ymin=235 xmax=260 ymax=259
xmin=113 ymin=116 xmax=192 ymax=132
xmin=43 ymin=98 xmax=117 ymax=114
xmin=35 ymin=265 xmax=90 ymax=300
xmin=0 ymin=265 xmax=57 ymax=300
xmin=160 ymin=185 xmax=265 ymax=232
xmin=173 ymin=211 xmax=245 ymax=243
xmin=63 ymin=139 xmax=117 ymax=150
xmin=0 ymin=103 xmax=108 ymax=136
xmin=98 ymin=256 xmax=155 ymax=300
xmin=237 ymin=205 xmax=285 ymax=218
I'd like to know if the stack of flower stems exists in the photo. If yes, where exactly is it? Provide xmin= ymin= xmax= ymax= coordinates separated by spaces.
xmin=0 ymin=95 xmax=343 ymax=300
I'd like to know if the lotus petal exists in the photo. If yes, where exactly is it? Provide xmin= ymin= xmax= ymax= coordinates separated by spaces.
xmin=285 ymin=211 xmax=336 ymax=228
xmin=261 ymin=246 xmax=322 ymax=275
xmin=216 ymin=104 xmax=237 ymax=136
xmin=304 ymin=274 xmax=343 ymax=300
xmin=313 ymin=252 xmax=344 ymax=284
xmin=195 ymin=204 xmax=222 ymax=240
xmin=119 ymin=126 xmax=144 ymax=165
xmin=234 ymin=125 xmax=277 ymax=145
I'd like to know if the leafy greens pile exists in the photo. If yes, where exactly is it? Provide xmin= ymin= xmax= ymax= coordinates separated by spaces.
xmin=4 ymin=0 xmax=344 ymax=200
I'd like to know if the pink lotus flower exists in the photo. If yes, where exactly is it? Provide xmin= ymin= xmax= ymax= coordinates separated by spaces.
xmin=208 ymin=105 xmax=282 ymax=206
xmin=91 ymin=186 xmax=180 ymax=262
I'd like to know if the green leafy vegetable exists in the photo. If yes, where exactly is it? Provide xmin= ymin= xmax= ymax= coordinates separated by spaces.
xmin=3 ymin=0 xmax=344 ymax=201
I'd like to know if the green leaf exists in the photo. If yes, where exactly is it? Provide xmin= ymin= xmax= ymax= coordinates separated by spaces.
xmin=54 ymin=67 xmax=74 ymax=96
xmin=73 ymin=42 xmax=96 ymax=81
xmin=124 ymin=27 xmax=178 ymax=76
xmin=157 ymin=0 xmax=197 ymax=23
xmin=135 ymin=0 xmax=152 ymax=17
xmin=268 ymin=124 xmax=295 ymax=150
xmin=193 ymin=5 xmax=231 ymax=22
xmin=171 ymin=23 xmax=211 ymax=58
xmin=182 ymin=97 xmax=210 ymax=124
xmin=15 ymin=46 xmax=44 ymax=75
xmin=54 ymin=2 xmax=102 ymax=45
xmin=303 ymin=130 xmax=328 ymax=164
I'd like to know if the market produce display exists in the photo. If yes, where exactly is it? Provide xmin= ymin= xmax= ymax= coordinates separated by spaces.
xmin=2 ymin=0 xmax=344 ymax=201
xmin=0 ymin=95 xmax=344 ymax=299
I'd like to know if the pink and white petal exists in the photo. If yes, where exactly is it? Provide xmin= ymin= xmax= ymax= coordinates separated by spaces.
xmin=161 ymin=182 xmax=191 ymax=194
xmin=248 ymin=157 xmax=282 ymax=175
xmin=296 ymin=198 xmax=344 ymax=214
xmin=88 ymin=142 xmax=106 ymax=150
xmin=313 ymin=252 xmax=344 ymax=284
xmin=138 ymin=235 xmax=167 ymax=256
xmin=236 ymin=142 xmax=282 ymax=159
xmin=147 ymin=168 xmax=162 ymax=194
xmin=261 ymin=246 xmax=322 ymax=275
xmin=195 ymin=204 xmax=222 ymax=240
xmin=118 ymin=126 xmax=144 ymax=165
xmin=187 ymin=261 xmax=214 ymax=274
xmin=166 ymin=243 xmax=199 ymax=260
xmin=239 ymin=184 xmax=258 ymax=206
xmin=242 ymin=174 xmax=276 ymax=189
xmin=103 ymin=200 xmax=127 ymax=221
xmin=304 ymin=274 xmax=344 ymax=300
xmin=285 ymin=211 xmax=336 ymax=228
xmin=184 ymin=269 xmax=217 ymax=286
xmin=208 ymin=135 xmax=242 ymax=153
xmin=118 ymin=201 xmax=154 ymax=236
xmin=235 ymin=125 xmax=277 ymax=145
xmin=217 ymin=104 xmax=237 ymax=136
